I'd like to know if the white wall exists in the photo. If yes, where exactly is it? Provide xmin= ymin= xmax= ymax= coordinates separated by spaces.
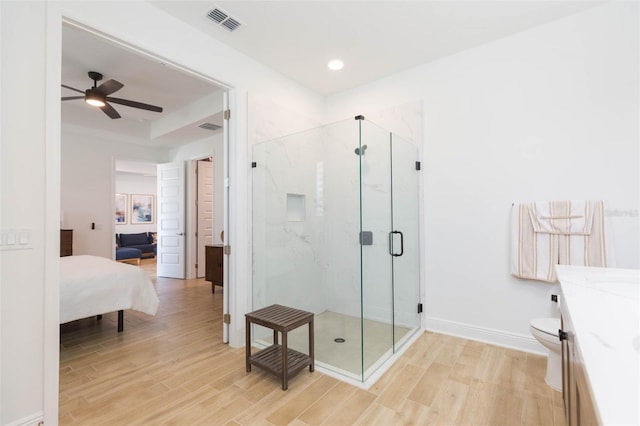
xmin=61 ymin=129 xmax=168 ymax=259
xmin=1 ymin=3 xmax=48 ymax=424
xmin=326 ymin=1 xmax=639 ymax=350
xmin=115 ymin=172 xmax=157 ymax=235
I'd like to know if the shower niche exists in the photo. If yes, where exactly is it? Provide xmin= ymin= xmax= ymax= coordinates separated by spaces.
xmin=286 ymin=193 xmax=305 ymax=222
xmin=252 ymin=116 xmax=421 ymax=385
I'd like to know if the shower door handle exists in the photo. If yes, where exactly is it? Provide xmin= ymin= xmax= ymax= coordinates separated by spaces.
xmin=389 ymin=231 xmax=404 ymax=257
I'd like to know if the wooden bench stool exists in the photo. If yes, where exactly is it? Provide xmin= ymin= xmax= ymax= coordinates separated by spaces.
xmin=245 ymin=304 xmax=314 ymax=390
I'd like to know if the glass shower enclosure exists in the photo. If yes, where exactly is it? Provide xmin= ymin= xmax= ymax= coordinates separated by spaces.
xmin=252 ymin=116 xmax=420 ymax=383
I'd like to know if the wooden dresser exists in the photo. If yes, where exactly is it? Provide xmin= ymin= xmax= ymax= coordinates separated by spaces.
xmin=60 ymin=229 xmax=73 ymax=257
xmin=205 ymin=245 xmax=224 ymax=293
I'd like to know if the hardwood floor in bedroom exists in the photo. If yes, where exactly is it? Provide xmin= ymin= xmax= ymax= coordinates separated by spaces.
xmin=59 ymin=259 xmax=564 ymax=425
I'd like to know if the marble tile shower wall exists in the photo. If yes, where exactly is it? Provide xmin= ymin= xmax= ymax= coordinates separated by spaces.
xmin=253 ymin=121 xmax=371 ymax=318
xmin=251 ymin=98 xmax=423 ymax=325
xmin=253 ymin=131 xmax=328 ymax=315
xmin=253 ymin=119 xmax=401 ymax=322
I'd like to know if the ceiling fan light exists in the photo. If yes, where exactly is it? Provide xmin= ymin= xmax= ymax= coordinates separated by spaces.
xmin=86 ymin=98 xmax=105 ymax=107
xmin=85 ymin=90 xmax=106 ymax=107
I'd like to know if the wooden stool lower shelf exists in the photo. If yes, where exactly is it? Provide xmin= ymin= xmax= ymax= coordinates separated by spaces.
xmin=245 ymin=304 xmax=314 ymax=390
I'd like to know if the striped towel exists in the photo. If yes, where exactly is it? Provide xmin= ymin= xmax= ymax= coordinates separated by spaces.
xmin=528 ymin=200 xmax=595 ymax=235
xmin=511 ymin=200 xmax=608 ymax=283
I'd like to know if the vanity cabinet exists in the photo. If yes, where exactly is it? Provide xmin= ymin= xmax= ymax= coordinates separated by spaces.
xmin=560 ymin=314 xmax=598 ymax=426
xmin=205 ymin=245 xmax=223 ymax=293
xmin=560 ymin=316 xmax=572 ymax=423
xmin=557 ymin=265 xmax=639 ymax=426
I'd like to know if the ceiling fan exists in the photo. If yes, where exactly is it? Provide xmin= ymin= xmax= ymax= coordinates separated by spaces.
xmin=61 ymin=71 xmax=163 ymax=119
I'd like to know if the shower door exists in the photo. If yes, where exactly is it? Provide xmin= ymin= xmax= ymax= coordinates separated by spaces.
xmin=389 ymin=133 xmax=421 ymax=348
xmin=359 ymin=120 xmax=420 ymax=381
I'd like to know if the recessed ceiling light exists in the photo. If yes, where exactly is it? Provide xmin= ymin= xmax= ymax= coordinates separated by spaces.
xmin=327 ymin=59 xmax=344 ymax=71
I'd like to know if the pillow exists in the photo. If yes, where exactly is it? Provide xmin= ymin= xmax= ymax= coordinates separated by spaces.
xmin=120 ymin=232 xmax=150 ymax=246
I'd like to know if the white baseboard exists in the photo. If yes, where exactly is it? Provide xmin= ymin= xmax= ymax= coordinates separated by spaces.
xmin=425 ymin=316 xmax=547 ymax=356
xmin=5 ymin=412 xmax=43 ymax=426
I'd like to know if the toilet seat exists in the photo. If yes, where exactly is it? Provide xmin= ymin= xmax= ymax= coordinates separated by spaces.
xmin=530 ymin=318 xmax=560 ymax=337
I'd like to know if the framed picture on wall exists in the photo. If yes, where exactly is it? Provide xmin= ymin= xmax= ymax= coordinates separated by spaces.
xmin=115 ymin=193 xmax=127 ymax=224
xmin=131 ymin=194 xmax=154 ymax=224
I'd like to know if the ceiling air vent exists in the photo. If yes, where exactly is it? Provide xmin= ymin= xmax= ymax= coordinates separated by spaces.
xmin=221 ymin=17 xmax=241 ymax=32
xmin=207 ymin=8 xmax=227 ymax=24
xmin=206 ymin=7 xmax=243 ymax=32
xmin=198 ymin=122 xmax=222 ymax=131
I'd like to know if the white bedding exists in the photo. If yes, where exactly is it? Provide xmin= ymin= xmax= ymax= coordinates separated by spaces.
xmin=60 ymin=255 xmax=159 ymax=324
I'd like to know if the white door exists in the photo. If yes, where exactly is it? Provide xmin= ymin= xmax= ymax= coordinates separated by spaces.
xmin=197 ymin=159 xmax=214 ymax=278
xmin=157 ymin=162 xmax=186 ymax=278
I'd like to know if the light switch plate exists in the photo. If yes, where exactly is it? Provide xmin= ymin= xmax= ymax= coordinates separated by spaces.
xmin=0 ymin=228 xmax=33 ymax=251
xmin=6 ymin=231 xmax=17 ymax=245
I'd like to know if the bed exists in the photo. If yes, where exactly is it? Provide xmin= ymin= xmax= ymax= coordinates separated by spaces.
xmin=60 ymin=255 xmax=159 ymax=332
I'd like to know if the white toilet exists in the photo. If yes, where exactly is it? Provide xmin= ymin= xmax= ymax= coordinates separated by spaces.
xmin=529 ymin=317 xmax=562 ymax=391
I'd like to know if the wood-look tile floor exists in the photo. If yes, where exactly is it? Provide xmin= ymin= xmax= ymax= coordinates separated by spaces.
xmin=59 ymin=259 xmax=565 ymax=425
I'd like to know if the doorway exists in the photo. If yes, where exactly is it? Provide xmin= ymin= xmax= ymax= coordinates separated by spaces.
xmin=156 ymin=142 xmax=226 ymax=281
xmin=60 ymin=21 xmax=228 ymax=267
xmin=56 ymin=17 xmax=233 ymax=422
xmin=197 ymin=158 xmax=214 ymax=278
xmin=187 ymin=155 xmax=225 ymax=280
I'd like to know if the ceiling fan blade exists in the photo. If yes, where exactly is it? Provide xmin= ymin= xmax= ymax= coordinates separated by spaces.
xmin=100 ymin=102 xmax=121 ymax=119
xmin=96 ymin=79 xmax=124 ymax=96
xmin=61 ymin=96 xmax=84 ymax=101
xmin=107 ymin=97 xmax=163 ymax=113
xmin=61 ymin=84 xmax=84 ymax=94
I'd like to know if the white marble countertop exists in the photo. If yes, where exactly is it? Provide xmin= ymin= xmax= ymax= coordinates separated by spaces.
xmin=556 ymin=265 xmax=640 ymax=426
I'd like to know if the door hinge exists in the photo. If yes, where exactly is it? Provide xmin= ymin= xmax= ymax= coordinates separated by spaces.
xmin=417 ymin=303 xmax=423 ymax=314
xmin=195 ymin=263 xmax=198 ymax=269
xmin=251 ymin=161 xmax=257 ymax=168
xmin=224 ymin=109 xmax=231 ymax=120
xmin=223 ymin=245 xmax=231 ymax=255
xmin=415 ymin=161 xmax=421 ymax=171
xmin=223 ymin=313 xmax=231 ymax=324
